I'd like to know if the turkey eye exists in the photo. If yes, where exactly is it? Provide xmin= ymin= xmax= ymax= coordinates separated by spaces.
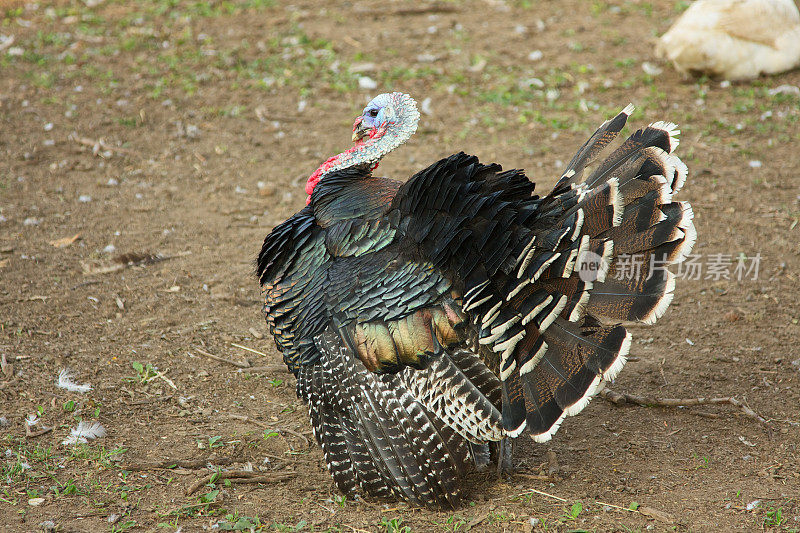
xmin=368 ymin=109 xmax=379 ymax=117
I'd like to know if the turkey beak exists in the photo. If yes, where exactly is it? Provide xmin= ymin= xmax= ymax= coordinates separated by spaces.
xmin=352 ymin=117 xmax=369 ymax=143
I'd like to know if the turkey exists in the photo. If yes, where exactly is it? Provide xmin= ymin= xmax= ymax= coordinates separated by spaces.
xmin=257 ymin=92 xmax=696 ymax=508
xmin=655 ymin=0 xmax=800 ymax=80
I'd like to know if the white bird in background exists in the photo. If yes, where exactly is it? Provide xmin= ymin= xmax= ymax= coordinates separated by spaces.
xmin=656 ymin=0 xmax=800 ymax=80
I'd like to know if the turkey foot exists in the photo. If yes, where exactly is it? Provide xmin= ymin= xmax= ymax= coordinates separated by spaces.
xmin=494 ymin=438 xmax=513 ymax=477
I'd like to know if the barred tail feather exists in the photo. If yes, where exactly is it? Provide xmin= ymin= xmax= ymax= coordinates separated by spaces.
xmin=490 ymin=107 xmax=693 ymax=443
xmin=501 ymin=318 xmax=630 ymax=440
xmin=553 ymin=104 xmax=635 ymax=190
xmin=304 ymin=328 xmax=472 ymax=509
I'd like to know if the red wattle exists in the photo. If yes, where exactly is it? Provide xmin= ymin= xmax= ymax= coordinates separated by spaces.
xmin=304 ymin=124 xmax=386 ymax=204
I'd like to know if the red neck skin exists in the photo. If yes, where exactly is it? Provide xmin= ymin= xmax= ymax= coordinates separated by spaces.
xmin=304 ymin=119 xmax=385 ymax=204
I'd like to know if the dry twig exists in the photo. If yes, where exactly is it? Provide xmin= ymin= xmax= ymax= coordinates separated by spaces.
xmin=192 ymin=348 xmax=250 ymax=369
xmin=70 ymin=132 xmax=140 ymax=157
xmin=186 ymin=469 xmax=296 ymax=495
xmin=238 ymin=364 xmax=290 ymax=374
xmin=518 ymin=487 xmax=568 ymax=502
xmin=25 ymin=425 xmax=53 ymax=438
xmin=121 ymin=456 xmax=238 ymax=471
xmin=230 ymin=343 xmax=268 ymax=357
xmin=600 ymin=389 xmax=769 ymax=427
xmin=226 ymin=414 xmax=310 ymax=447
xmin=513 ymin=473 xmax=559 ymax=482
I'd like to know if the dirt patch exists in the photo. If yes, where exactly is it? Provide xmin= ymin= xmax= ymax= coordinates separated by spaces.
xmin=1 ymin=1 xmax=799 ymax=531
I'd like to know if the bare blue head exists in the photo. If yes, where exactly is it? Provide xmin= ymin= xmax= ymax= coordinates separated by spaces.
xmin=352 ymin=92 xmax=419 ymax=143
xmin=359 ymin=93 xmax=393 ymax=130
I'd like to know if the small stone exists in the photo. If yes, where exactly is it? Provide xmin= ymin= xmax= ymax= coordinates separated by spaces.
xmin=748 ymin=160 xmax=762 ymax=168
xmin=28 ymin=497 xmax=45 ymax=506
xmin=527 ymin=50 xmax=543 ymax=61
xmin=78 ymin=194 xmax=92 ymax=203
xmin=349 ymin=62 xmax=376 ymax=73
xmin=358 ymin=76 xmax=378 ymax=90
xmin=768 ymin=84 xmax=800 ymax=96
xmin=23 ymin=217 xmax=41 ymax=226
xmin=642 ymin=62 xmax=662 ymax=76
xmin=520 ymin=77 xmax=544 ymax=89
xmin=102 ymin=244 xmax=116 ymax=254
xmin=420 ymin=97 xmax=433 ymax=116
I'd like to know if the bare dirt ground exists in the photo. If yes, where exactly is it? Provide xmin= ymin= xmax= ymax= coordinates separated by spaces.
xmin=2 ymin=1 xmax=799 ymax=531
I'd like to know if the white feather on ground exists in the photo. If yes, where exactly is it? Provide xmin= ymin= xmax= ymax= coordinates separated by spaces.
xmin=62 ymin=421 xmax=107 ymax=445
xmin=656 ymin=0 xmax=800 ymax=80
xmin=57 ymin=368 xmax=92 ymax=393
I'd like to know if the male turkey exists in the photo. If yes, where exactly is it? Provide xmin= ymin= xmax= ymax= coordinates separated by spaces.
xmin=257 ymin=93 xmax=695 ymax=508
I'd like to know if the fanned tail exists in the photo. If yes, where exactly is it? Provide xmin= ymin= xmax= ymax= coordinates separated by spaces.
xmin=468 ymin=106 xmax=695 ymax=440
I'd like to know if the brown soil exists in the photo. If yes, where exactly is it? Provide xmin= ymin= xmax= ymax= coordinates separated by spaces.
xmin=1 ymin=1 xmax=799 ymax=532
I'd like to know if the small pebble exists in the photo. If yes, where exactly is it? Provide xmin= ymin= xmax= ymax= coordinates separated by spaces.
xmin=420 ymin=97 xmax=433 ymax=116
xmin=767 ymin=84 xmax=800 ymax=96
xmin=748 ymin=160 xmax=762 ymax=169
xmin=642 ymin=62 xmax=662 ymax=76
xmin=527 ymin=50 xmax=543 ymax=61
xmin=102 ymin=244 xmax=116 ymax=254
xmin=358 ymin=76 xmax=378 ymax=90
xmin=78 ymin=194 xmax=92 ymax=203
xmin=23 ymin=217 xmax=41 ymax=226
